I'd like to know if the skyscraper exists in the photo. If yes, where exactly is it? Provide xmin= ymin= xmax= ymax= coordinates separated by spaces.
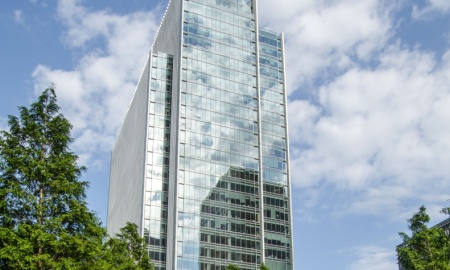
xmin=107 ymin=0 xmax=293 ymax=269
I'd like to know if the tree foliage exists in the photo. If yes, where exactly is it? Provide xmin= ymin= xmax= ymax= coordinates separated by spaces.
xmin=97 ymin=222 xmax=153 ymax=269
xmin=260 ymin=262 xmax=270 ymax=270
xmin=0 ymin=87 xmax=152 ymax=269
xmin=226 ymin=264 xmax=240 ymax=270
xmin=397 ymin=205 xmax=450 ymax=270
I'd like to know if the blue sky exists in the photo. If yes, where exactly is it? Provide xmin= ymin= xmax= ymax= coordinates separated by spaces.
xmin=1 ymin=0 xmax=450 ymax=269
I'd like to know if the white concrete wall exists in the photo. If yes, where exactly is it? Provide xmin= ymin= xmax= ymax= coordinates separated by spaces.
xmin=107 ymin=59 xmax=150 ymax=236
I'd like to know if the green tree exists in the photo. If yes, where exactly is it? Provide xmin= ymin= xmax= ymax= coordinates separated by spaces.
xmin=0 ymin=86 xmax=105 ymax=269
xmin=0 ymin=87 xmax=153 ymax=269
xmin=226 ymin=264 xmax=240 ymax=270
xmin=97 ymin=222 xmax=154 ymax=269
xmin=260 ymin=262 xmax=270 ymax=270
xmin=397 ymin=205 xmax=450 ymax=270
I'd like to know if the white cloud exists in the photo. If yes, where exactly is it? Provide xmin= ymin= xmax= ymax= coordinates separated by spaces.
xmin=32 ymin=0 xmax=161 ymax=166
xmin=289 ymin=43 xmax=450 ymax=216
xmin=14 ymin=10 xmax=25 ymax=25
xmin=288 ymin=99 xmax=321 ymax=145
xmin=259 ymin=0 xmax=450 ymax=220
xmin=348 ymin=246 xmax=397 ymax=270
xmin=259 ymin=0 xmax=397 ymax=93
xmin=412 ymin=0 xmax=450 ymax=20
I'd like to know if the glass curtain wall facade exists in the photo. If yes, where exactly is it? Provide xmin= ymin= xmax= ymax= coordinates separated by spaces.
xmin=108 ymin=1 xmax=293 ymax=270
xmin=145 ymin=53 xmax=174 ymax=263
xmin=259 ymin=29 xmax=292 ymax=270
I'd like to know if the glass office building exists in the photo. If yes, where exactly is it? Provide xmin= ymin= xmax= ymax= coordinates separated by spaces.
xmin=108 ymin=0 xmax=293 ymax=269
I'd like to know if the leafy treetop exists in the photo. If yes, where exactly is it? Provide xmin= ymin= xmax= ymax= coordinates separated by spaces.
xmin=397 ymin=204 xmax=450 ymax=270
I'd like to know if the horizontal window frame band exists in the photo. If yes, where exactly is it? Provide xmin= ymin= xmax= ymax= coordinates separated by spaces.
xmin=183 ymin=32 xmax=256 ymax=55
xmin=184 ymin=7 xmax=255 ymax=30
xmin=179 ymin=127 xmax=256 ymax=148
xmin=183 ymin=30 xmax=256 ymax=53
xmin=183 ymin=84 xmax=258 ymax=109
xmin=183 ymin=65 xmax=257 ymax=87
xmin=184 ymin=13 xmax=256 ymax=41
xmin=183 ymin=44 xmax=256 ymax=67
xmin=186 ymin=0 xmax=254 ymax=18
xmin=182 ymin=108 xmax=258 ymax=132
xmin=183 ymin=55 xmax=257 ymax=79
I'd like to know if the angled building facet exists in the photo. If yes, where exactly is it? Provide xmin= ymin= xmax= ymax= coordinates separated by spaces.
xmin=108 ymin=1 xmax=294 ymax=269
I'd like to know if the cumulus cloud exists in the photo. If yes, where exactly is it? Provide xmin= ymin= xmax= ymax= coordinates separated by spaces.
xmin=259 ymin=0 xmax=397 ymax=93
xmin=289 ymin=43 xmax=450 ymax=216
xmin=412 ymin=0 xmax=450 ymax=19
xmin=257 ymin=0 xmax=450 ymax=224
xmin=32 ymin=0 xmax=161 ymax=166
xmin=348 ymin=246 xmax=397 ymax=270
xmin=259 ymin=0 xmax=450 ymax=265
